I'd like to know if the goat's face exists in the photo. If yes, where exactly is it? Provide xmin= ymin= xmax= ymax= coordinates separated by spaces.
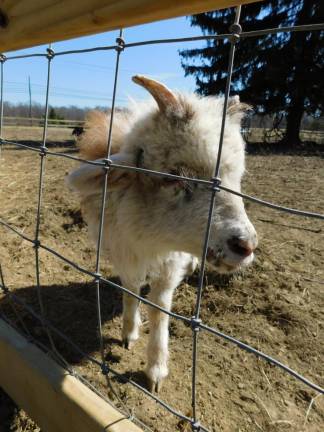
xmin=68 ymin=76 xmax=257 ymax=274
xmin=126 ymin=76 xmax=257 ymax=273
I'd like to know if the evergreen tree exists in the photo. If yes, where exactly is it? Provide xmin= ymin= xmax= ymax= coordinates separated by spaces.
xmin=180 ymin=0 xmax=324 ymax=146
xmin=48 ymin=106 xmax=65 ymax=124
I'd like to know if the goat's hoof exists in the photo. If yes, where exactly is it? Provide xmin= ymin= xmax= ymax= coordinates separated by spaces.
xmin=147 ymin=377 xmax=163 ymax=393
xmin=122 ymin=338 xmax=136 ymax=350
xmin=146 ymin=365 xmax=168 ymax=393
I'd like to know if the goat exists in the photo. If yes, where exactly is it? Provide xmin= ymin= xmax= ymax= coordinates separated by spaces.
xmin=71 ymin=126 xmax=84 ymax=138
xmin=67 ymin=75 xmax=258 ymax=391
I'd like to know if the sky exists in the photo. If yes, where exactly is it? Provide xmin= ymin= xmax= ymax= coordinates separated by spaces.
xmin=3 ymin=17 xmax=206 ymax=108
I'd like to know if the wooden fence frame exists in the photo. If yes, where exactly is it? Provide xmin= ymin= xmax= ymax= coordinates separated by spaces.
xmin=0 ymin=0 xmax=260 ymax=52
xmin=0 ymin=319 xmax=142 ymax=432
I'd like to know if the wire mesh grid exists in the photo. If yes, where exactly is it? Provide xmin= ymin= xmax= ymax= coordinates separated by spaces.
xmin=0 ymin=5 xmax=324 ymax=431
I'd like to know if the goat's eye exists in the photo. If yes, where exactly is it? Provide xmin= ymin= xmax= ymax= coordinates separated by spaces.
xmin=160 ymin=169 xmax=180 ymax=185
xmin=164 ymin=169 xmax=179 ymax=183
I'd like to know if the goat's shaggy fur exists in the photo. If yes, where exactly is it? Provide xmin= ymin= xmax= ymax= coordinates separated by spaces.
xmin=67 ymin=76 xmax=257 ymax=391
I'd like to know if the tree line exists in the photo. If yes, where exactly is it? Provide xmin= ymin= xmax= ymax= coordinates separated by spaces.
xmin=3 ymin=100 xmax=323 ymax=133
xmin=3 ymin=101 xmax=107 ymax=121
xmin=181 ymin=0 xmax=323 ymax=147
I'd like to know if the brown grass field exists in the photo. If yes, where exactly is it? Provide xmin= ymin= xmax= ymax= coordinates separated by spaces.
xmin=0 ymin=127 xmax=323 ymax=432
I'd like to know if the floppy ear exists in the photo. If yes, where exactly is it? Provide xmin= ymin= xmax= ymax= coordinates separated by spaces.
xmin=66 ymin=153 xmax=135 ymax=197
xmin=227 ymin=95 xmax=252 ymax=121
xmin=132 ymin=75 xmax=181 ymax=115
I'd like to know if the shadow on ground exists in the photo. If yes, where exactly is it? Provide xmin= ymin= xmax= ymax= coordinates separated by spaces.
xmin=246 ymin=140 xmax=324 ymax=156
xmin=0 ymin=279 xmax=124 ymax=364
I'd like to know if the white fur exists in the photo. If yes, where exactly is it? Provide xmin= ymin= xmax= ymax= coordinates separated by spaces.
xmin=67 ymin=81 xmax=257 ymax=391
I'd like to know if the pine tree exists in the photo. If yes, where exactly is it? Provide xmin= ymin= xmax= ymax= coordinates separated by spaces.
xmin=180 ymin=0 xmax=324 ymax=146
xmin=49 ymin=106 xmax=65 ymax=124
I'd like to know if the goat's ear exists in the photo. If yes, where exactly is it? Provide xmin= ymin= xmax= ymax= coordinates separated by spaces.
xmin=66 ymin=153 xmax=135 ymax=196
xmin=132 ymin=75 xmax=180 ymax=114
xmin=227 ymin=95 xmax=252 ymax=121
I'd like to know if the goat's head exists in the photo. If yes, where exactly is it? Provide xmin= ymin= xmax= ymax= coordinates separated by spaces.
xmin=68 ymin=75 xmax=257 ymax=274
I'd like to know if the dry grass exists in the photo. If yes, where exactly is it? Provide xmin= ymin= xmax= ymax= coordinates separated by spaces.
xmin=0 ymin=133 xmax=323 ymax=431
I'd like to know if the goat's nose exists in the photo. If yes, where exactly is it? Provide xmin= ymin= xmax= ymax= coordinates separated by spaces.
xmin=227 ymin=237 xmax=255 ymax=257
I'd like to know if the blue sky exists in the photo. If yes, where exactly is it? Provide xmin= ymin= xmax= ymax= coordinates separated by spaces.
xmin=4 ymin=17 xmax=206 ymax=108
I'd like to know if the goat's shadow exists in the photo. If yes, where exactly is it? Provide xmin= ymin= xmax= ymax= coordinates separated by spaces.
xmin=245 ymin=140 xmax=324 ymax=157
xmin=0 ymin=268 xmax=233 ymax=396
xmin=1 ymin=279 xmax=124 ymax=361
xmin=0 ymin=278 xmax=159 ymax=423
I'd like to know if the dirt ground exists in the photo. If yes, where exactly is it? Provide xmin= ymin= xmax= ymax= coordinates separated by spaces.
xmin=0 ymin=127 xmax=323 ymax=432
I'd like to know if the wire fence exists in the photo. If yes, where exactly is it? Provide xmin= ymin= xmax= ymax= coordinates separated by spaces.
xmin=0 ymin=5 xmax=324 ymax=432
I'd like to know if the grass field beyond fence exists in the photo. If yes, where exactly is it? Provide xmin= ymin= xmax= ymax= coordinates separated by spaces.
xmin=3 ymin=123 xmax=324 ymax=147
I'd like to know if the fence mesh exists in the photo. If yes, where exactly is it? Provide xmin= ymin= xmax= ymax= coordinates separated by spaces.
xmin=0 ymin=5 xmax=323 ymax=432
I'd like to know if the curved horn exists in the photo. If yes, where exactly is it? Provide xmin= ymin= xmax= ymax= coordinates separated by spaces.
xmin=132 ymin=75 xmax=179 ymax=113
xmin=227 ymin=95 xmax=252 ymax=120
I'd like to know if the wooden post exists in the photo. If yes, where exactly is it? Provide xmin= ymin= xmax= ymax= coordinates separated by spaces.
xmin=0 ymin=319 xmax=142 ymax=432
xmin=0 ymin=1 xmax=261 ymax=52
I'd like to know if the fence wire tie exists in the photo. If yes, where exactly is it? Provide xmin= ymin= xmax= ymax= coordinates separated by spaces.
xmin=46 ymin=47 xmax=55 ymax=60
xmin=33 ymin=239 xmax=41 ymax=249
xmin=0 ymin=54 xmax=6 ymax=63
xmin=211 ymin=176 xmax=221 ymax=192
xmin=103 ymin=157 xmax=113 ymax=172
xmin=101 ymin=363 xmax=110 ymax=376
xmin=191 ymin=421 xmax=201 ymax=431
xmin=191 ymin=317 xmax=202 ymax=333
xmin=115 ymin=36 xmax=125 ymax=52
xmin=93 ymin=272 xmax=102 ymax=281
xmin=39 ymin=146 xmax=48 ymax=157
xmin=229 ymin=23 xmax=242 ymax=43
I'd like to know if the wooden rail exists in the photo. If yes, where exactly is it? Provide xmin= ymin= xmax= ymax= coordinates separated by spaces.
xmin=0 ymin=1 xmax=260 ymax=52
xmin=0 ymin=319 xmax=142 ymax=432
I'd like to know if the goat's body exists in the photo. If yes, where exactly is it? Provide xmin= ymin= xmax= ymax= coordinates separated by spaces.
xmin=82 ymin=187 xmax=197 ymax=277
xmin=68 ymin=76 xmax=257 ymax=390
xmin=78 ymin=109 xmax=198 ymax=389
xmin=83 ymin=192 xmax=197 ymax=389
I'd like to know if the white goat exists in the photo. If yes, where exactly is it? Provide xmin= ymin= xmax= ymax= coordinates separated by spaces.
xmin=67 ymin=75 xmax=258 ymax=391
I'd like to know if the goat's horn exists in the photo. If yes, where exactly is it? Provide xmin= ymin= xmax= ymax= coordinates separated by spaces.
xmin=228 ymin=95 xmax=252 ymax=117
xmin=132 ymin=75 xmax=179 ymax=113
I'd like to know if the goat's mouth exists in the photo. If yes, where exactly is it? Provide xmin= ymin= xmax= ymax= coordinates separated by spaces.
xmin=207 ymin=247 xmax=252 ymax=274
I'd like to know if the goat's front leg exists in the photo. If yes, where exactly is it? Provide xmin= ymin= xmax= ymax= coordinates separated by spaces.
xmin=146 ymin=283 xmax=174 ymax=392
xmin=146 ymin=252 xmax=197 ymax=391
xmin=120 ymin=278 xmax=142 ymax=349
xmin=145 ymin=254 xmax=194 ymax=392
